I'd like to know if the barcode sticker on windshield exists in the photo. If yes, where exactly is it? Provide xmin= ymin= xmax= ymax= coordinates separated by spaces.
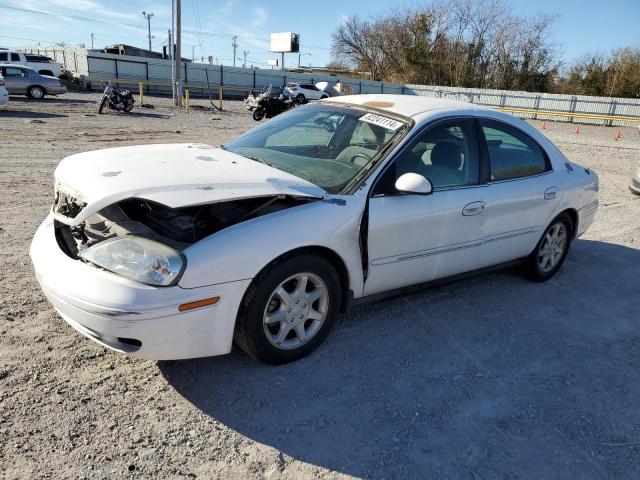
xmin=359 ymin=113 xmax=404 ymax=131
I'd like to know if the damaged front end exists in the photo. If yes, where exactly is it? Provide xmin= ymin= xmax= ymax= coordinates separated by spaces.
xmin=54 ymin=194 xmax=315 ymax=285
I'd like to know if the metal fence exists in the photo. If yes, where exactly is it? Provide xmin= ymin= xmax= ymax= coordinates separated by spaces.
xmin=17 ymin=48 xmax=640 ymax=126
xmin=405 ymin=84 xmax=640 ymax=127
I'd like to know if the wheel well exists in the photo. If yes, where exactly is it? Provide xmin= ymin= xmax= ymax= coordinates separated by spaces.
xmin=262 ymin=246 xmax=351 ymax=312
xmin=558 ymin=208 xmax=578 ymax=238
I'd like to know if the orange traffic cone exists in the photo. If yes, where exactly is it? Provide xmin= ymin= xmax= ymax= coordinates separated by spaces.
xmin=541 ymin=121 xmax=547 ymax=130
xmin=615 ymin=130 xmax=621 ymax=140
xmin=575 ymin=125 xmax=580 ymax=134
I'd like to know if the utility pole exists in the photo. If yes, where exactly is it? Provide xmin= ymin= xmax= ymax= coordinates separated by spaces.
xmin=90 ymin=33 xmax=94 ymax=50
xmin=168 ymin=29 xmax=174 ymax=101
xmin=232 ymin=35 xmax=238 ymax=67
xmin=142 ymin=11 xmax=154 ymax=51
xmin=192 ymin=45 xmax=195 ymax=62
xmin=174 ymin=0 xmax=182 ymax=107
xmin=242 ymin=50 xmax=249 ymax=68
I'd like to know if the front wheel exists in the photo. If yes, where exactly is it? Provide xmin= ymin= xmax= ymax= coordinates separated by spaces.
xmin=27 ymin=86 xmax=45 ymax=100
xmin=97 ymin=96 xmax=108 ymax=114
xmin=234 ymin=254 xmax=341 ymax=364
xmin=296 ymin=93 xmax=307 ymax=104
xmin=524 ymin=214 xmax=573 ymax=281
xmin=252 ymin=107 xmax=266 ymax=121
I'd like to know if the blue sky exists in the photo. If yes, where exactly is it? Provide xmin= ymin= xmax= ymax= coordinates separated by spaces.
xmin=0 ymin=0 xmax=638 ymax=68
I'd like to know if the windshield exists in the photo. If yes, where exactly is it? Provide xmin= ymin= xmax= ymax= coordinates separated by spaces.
xmin=223 ymin=104 xmax=408 ymax=193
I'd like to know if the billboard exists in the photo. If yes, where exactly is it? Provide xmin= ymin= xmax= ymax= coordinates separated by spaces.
xmin=270 ymin=32 xmax=300 ymax=53
xmin=267 ymin=59 xmax=279 ymax=66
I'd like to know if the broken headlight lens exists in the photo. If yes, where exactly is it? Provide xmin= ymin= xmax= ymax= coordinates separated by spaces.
xmin=79 ymin=236 xmax=185 ymax=286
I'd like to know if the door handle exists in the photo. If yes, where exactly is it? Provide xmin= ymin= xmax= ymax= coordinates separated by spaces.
xmin=462 ymin=201 xmax=486 ymax=216
xmin=544 ymin=187 xmax=558 ymax=200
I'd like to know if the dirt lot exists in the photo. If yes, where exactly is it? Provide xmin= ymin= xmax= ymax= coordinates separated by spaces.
xmin=1 ymin=92 xmax=639 ymax=479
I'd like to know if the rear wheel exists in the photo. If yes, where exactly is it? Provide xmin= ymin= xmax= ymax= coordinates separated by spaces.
xmin=524 ymin=214 xmax=573 ymax=281
xmin=27 ymin=86 xmax=45 ymax=100
xmin=123 ymin=97 xmax=134 ymax=112
xmin=234 ymin=254 xmax=341 ymax=364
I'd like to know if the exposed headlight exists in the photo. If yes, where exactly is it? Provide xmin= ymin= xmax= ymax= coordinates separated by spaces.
xmin=79 ymin=236 xmax=185 ymax=286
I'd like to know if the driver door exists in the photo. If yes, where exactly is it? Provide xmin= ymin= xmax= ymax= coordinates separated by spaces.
xmin=364 ymin=118 xmax=488 ymax=295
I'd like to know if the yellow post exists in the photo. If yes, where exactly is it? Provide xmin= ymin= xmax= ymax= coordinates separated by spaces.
xmin=219 ymin=87 xmax=223 ymax=111
xmin=138 ymin=82 xmax=144 ymax=104
xmin=184 ymin=88 xmax=189 ymax=111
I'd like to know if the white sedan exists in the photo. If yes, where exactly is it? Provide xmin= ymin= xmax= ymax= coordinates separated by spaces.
xmin=30 ymin=95 xmax=599 ymax=364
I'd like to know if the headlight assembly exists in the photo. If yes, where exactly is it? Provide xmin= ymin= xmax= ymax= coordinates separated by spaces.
xmin=79 ymin=236 xmax=185 ymax=286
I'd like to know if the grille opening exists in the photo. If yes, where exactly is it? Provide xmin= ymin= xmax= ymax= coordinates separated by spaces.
xmin=117 ymin=337 xmax=142 ymax=348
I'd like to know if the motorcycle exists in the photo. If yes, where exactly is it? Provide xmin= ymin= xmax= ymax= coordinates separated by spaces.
xmin=97 ymin=82 xmax=135 ymax=114
xmin=245 ymin=84 xmax=271 ymax=114
xmin=252 ymin=90 xmax=300 ymax=121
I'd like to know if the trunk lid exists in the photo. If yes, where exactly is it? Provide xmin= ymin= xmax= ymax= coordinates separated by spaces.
xmin=53 ymin=143 xmax=326 ymax=226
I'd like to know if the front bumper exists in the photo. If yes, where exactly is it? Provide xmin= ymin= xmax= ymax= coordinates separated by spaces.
xmin=30 ymin=215 xmax=251 ymax=360
xmin=47 ymin=85 xmax=67 ymax=95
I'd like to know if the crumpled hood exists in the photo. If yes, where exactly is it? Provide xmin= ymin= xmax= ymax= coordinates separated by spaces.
xmin=52 ymin=143 xmax=326 ymax=226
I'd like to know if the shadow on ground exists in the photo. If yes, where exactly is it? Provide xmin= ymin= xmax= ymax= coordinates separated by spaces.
xmin=0 ymin=110 xmax=67 ymax=119
xmin=8 ymin=97 xmax=94 ymax=105
xmin=159 ymin=239 xmax=640 ymax=479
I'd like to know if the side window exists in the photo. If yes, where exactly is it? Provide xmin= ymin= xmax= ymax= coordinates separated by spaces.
xmin=4 ymin=68 xmax=26 ymax=78
xmin=0 ymin=53 xmax=7 ymax=61
xmin=11 ymin=53 xmax=20 ymax=61
xmin=480 ymin=119 xmax=549 ymax=181
xmin=374 ymin=119 xmax=480 ymax=194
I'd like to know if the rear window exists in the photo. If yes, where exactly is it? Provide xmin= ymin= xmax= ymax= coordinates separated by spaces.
xmin=11 ymin=53 xmax=20 ymax=61
xmin=480 ymin=119 xmax=550 ymax=181
xmin=25 ymin=54 xmax=53 ymax=63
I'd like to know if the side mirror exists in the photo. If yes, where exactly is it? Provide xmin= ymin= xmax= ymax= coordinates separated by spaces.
xmin=395 ymin=173 xmax=433 ymax=195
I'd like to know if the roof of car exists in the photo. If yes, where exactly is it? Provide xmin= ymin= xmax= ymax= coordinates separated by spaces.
xmin=328 ymin=94 xmax=492 ymax=118
xmin=0 ymin=63 xmax=33 ymax=70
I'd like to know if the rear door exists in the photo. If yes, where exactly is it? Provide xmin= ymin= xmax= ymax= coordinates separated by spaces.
xmin=1 ymin=67 xmax=29 ymax=94
xmin=477 ymin=118 xmax=558 ymax=266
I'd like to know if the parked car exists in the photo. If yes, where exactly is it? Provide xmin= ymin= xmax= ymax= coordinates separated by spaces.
xmin=285 ymin=82 xmax=329 ymax=103
xmin=0 ymin=75 xmax=8 ymax=106
xmin=0 ymin=65 xmax=67 ymax=99
xmin=0 ymin=50 xmax=65 ymax=77
xmin=630 ymin=160 xmax=640 ymax=194
xmin=30 ymin=95 xmax=599 ymax=364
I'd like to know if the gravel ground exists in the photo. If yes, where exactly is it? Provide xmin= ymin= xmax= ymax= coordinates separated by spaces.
xmin=1 ymin=92 xmax=640 ymax=480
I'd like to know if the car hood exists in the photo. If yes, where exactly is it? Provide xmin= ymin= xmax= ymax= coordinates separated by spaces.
xmin=53 ymin=143 xmax=327 ymax=226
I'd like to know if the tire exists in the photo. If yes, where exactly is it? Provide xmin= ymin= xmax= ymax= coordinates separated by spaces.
xmin=320 ymin=94 xmax=329 ymax=99
xmin=234 ymin=254 xmax=342 ymax=364
xmin=123 ymin=98 xmax=134 ymax=112
xmin=252 ymin=107 xmax=266 ymax=121
xmin=97 ymin=97 xmax=108 ymax=114
xmin=524 ymin=213 xmax=573 ymax=282
xmin=27 ymin=86 xmax=45 ymax=100
xmin=296 ymin=93 xmax=307 ymax=104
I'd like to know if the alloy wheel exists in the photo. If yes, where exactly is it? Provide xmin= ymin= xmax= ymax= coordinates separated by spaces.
xmin=263 ymin=273 xmax=329 ymax=350
xmin=537 ymin=223 xmax=567 ymax=273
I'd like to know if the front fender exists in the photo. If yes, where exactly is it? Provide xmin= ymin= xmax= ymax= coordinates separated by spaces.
xmin=178 ymin=196 xmax=367 ymax=296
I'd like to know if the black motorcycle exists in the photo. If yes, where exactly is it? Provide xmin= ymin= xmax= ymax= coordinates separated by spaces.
xmin=252 ymin=92 xmax=299 ymax=121
xmin=97 ymin=82 xmax=135 ymax=114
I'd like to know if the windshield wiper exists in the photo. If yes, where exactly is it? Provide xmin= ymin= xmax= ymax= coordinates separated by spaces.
xmin=246 ymin=155 xmax=272 ymax=167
